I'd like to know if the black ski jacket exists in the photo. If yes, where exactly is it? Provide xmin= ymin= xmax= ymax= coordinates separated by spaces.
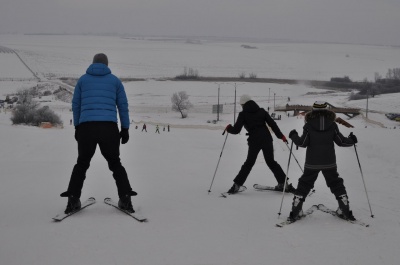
xmin=227 ymin=100 xmax=284 ymax=142
xmin=290 ymin=110 xmax=355 ymax=170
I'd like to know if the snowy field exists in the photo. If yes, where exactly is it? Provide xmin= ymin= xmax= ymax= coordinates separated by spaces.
xmin=0 ymin=35 xmax=400 ymax=265
xmin=1 ymin=34 xmax=400 ymax=81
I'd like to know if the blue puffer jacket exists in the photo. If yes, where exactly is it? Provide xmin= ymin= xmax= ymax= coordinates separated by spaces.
xmin=72 ymin=63 xmax=130 ymax=129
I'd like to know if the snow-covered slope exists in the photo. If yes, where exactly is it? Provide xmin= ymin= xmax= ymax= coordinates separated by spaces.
xmin=0 ymin=35 xmax=399 ymax=265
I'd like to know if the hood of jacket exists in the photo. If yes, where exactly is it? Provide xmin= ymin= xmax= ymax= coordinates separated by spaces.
xmin=242 ymin=100 xmax=260 ymax=113
xmin=86 ymin=63 xmax=111 ymax=76
xmin=305 ymin=109 xmax=336 ymax=131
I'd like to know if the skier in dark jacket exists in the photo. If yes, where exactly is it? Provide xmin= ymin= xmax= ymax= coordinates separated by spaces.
xmin=225 ymin=95 xmax=292 ymax=194
xmin=288 ymin=101 xmax=358 ymax=221
xmin=60 ymin=53 xmax=136 ymax=214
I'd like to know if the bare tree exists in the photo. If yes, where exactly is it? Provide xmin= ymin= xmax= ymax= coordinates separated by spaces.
xmin=175 ymin=67 xmax=199 ymax=79
xmin=10 ymin=88 xmax=62 ymax=126
xmin=374 ymin=72 xmax=382 ymax=82
xmin=171 ymin=91 xmax=193 ymax=118
xmin=386 ymin=68 xmax=400 ymax=80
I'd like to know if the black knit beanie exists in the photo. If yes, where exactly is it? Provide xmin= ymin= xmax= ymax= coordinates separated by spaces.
xmin=92 ymin=53 xmax=108 ymax=66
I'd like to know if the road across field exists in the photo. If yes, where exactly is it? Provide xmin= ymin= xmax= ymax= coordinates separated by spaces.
xmin=0 ymin=45 xmax=40 ymax=80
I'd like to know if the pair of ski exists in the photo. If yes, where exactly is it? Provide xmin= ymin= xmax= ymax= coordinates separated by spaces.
xmin=276 ymin=204 xmax=369 ymax=227
xmin=52 ymin=197 xmax=147 ymax=223
xmin=220 ymin=184 xmax=297 ymax=198
xmin=254 ymin=184 xmax=316 ymax=197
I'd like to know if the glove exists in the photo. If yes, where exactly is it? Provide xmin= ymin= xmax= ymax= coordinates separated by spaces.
xmin=74 ymin=126 xmax=80 ymax=141
xmin=349 ymin=132 xmax=357 ymax=144
xmin=281 ymin=135 xmax=288 ymax=144
xmin=120 ymin=128 xmax=129 ymax=144
xmin=289 ymin=129 xmax=298 ymax=139
xmin=225 ymin=124 xmax=232 ymax=131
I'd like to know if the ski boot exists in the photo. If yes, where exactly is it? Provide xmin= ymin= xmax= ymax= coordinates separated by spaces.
xmin=336 ymin=194 xmax=356 ymax=221
xmin=275 ymin=181 xmax=295 ymax=193
xmin=60 ymin=192 xmax=81 ymax=214
xmin=118 ymin=192 xmax=136 ymax=213
xmin=227 ymin=183 xmax=241 ymax=194
xmin=288 ymin=195 xmax=304 ymax=221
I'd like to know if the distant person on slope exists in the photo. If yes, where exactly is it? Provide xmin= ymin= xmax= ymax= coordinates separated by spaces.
xmin=60 ymin=53 xmax=136 ymax=214
xmin=225 ymin=94 xmax=293 ymax=194
xmin=287 ymin=101 xmax=358 ymax=221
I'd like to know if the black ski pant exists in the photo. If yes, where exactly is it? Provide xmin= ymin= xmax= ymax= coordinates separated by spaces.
xmin=234 ymin=140 xmax=286 ymax=186
xmin=295 ymin=167 xmax=346 ymax=198
xmin=67 ymin=122 xmax=132 ymax=198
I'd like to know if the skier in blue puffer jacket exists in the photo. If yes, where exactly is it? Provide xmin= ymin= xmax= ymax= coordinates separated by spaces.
xmin=61 ymin=53 xmax=136 ymax=214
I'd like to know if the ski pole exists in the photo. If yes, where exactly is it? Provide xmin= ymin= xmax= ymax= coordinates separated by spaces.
xmin=354 ymin=144 xmax=374 ymax=218
xmin=278 ymin=140 xmax=294 ymax=217
xmin=275 ymin=137 xmax=286 ymax=151
xmin=285 ymin=142 xmax=303 ymax=173
xmin=285 ymin=142 xmax=316 ymax=195
xmin=208 ymin=130 xmax=229 ymax=194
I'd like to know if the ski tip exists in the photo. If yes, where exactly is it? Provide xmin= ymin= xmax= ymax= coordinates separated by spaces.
xmin=88 ymin=197 xmax=96 ymax=201
xmin=104 ymin=197 xmax=111 ymax=202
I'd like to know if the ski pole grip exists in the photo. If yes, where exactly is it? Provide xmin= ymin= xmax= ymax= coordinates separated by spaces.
xmin=222 ymin=130 xmax=226 ymax=135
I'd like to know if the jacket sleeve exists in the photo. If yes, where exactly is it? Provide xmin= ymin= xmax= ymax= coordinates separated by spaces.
xmin=291 ymin=125 xmax=310 ymax=148
xmin=333 ymin=123 xmax=355 ymax=147
xmin=116 ymin=80 xmax=130 ymax=129
xmin=265 ymin=111 xmax=284 ymax=139
xmin=72 ymin=80 xmax=82 ymax=126
xmin=227 ymin=112 xmax=244 ymax=134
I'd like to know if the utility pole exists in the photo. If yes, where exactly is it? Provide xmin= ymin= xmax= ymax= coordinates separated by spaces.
xmin=227 ymin=82 xmax=243 ymax=123
xmin=234 ymin=83 xmax=237 ymax=123
xmin=217 ymin=84 xmax=220 ymax=121
xmin=366 ymin=90 xmax=369 ymax=119
xmin=269 ymin=88 xmax=271 ymax=103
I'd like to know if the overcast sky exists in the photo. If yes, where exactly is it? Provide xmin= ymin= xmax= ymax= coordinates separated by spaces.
xmin=1 ymin=0 xmax=399 ymax=45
